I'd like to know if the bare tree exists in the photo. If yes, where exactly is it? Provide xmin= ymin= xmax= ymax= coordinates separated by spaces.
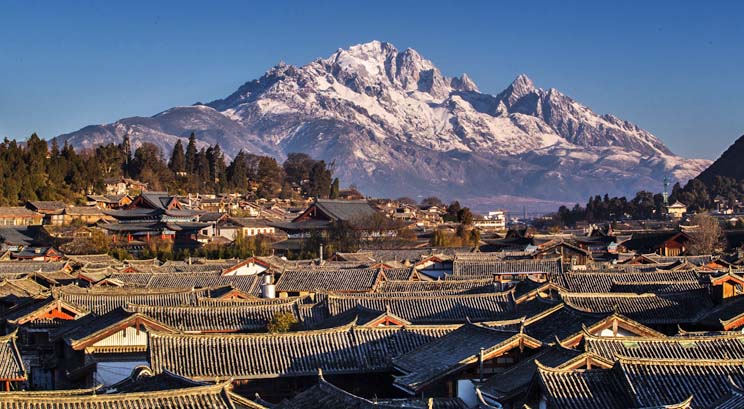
xmin=687 ymin=213 xmax=726 ymax=255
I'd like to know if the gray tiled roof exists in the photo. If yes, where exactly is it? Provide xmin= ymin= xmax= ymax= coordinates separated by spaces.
xmin=0 ymin=332 xmax=25 ymax=381
xmin=376 ymin=278 xmax=496 ymax=294
xmin=451 ymin=258 xmax=562 ymax=278
xmin=553 ymin=270 xmax=702 ymax=293
xmin=0 ymin=261 xmax=69 ymax=274
xmin=149 ymin=325 xmax=456 ymax=380
xmin=108 ymin=272 xmax=261 ymax=294
xmin=276 ymin=269 xmax=382 ymax=293
xmin=56 ymin=287 xmax=204 ymax=315
xmin=394 ymin=324 xmax=540 ymax=393
xmin=0 ymin=382 xmax=249 ymax=409
xmin=479 ymin=344 xmax=582 ymax=400
xmin=313 ymin=199 xmax=378 ymax=222
xmin=562 ymin=291 xmax=713 ymax=325
xmin=326 ymin=291 xmax=515 ymax=324
xmin=585 ymin=333 xmax=744 ymax=361
xmin=537 ymin=364 xmax=634 ymax=409
xmin=619 ymin=357 xmax=744 ymax=408
xmin=273 ymin=378 xmax=467 ymax=409
xmin=127 ymin=300 xmax=302 ymax=332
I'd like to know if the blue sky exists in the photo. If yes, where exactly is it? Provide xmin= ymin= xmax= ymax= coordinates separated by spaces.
xmin=0 ymin=0 xmax=742 ymax=159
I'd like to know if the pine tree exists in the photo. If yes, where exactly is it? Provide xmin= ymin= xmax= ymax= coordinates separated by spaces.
xmin=308 ymin=161 xmax=332 ymax=198
xmin=195 ymin=148 xmax=211 ymax=188
xmin=227 ymin=151 xmax=253 ymax=190
xmin=185 ymin=133 xmax=198 ymax=173
xmin=169 ymin=139 xmax=187 ymax=175
xmin=255 ymin=156 xmax=284 ymax=198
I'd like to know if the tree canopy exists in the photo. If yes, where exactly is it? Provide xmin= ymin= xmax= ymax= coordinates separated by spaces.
xmin=0 ymin=134 xmax=341 ymax=205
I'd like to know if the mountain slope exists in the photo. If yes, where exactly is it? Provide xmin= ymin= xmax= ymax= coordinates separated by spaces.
xmin=57 ymin=41 xmax=710 ymax=204
xmin=696 ymin=134 xmax=744 ymax=185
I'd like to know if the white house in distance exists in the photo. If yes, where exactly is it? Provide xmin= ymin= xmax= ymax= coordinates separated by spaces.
xmin=474 ymin=210 xmax=507 ymax=231
xmin=216 ymin=217 xmax=276 ymax=240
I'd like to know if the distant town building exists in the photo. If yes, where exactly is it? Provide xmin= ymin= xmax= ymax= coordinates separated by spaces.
xmin=216 ymin=217 xmax=276 ymax=240
xmin=0 ymin=207 xmax=43 ymax=226
xmin=102 ymin=192 xmax=208 ymax=251
xmin=86 ymin=194 xmax=133 ymax=210
xmin=103 ymin=177 xmax=148 ymax=196
xmin=474 ymin=210 xmax=507 ymax=231
xmin=26 ymin=201 xmax=66 ymax=226
xmin=666 ymin=201 xmax=687 ymax=219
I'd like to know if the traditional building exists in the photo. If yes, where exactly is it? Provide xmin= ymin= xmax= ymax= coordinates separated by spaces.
xmin=0 ymin=207 xmax=43 ymax=226
xmin=5 ymin=296 xmax=89 ymax=389
xmin=26 ymin=201 xmax=66 ymax=226
xmin=148 ymin=324 xmax=457 ymax=400
xmin=50 ymin=307 xmax=178 ymax=387
xmin=666 ymin=200 xmax=688 ymax=219
xmin=86 ymin=194 xmax=133 ymax=210
xmin=0 ymin=331 xmax=27 ymax=391
xmin=393 ymin=324 xmax=542 ymax=400
xmin=621 ymin=231 xmax=690 ymax=256
xmin=216 ymin=217 xmax=276 ymax=240
xmin=103 ymin=177 xmax=148 ymax=196
xmin=0 ymin=380 xmax=256 ymax=408
xmin=274 ymin=268 xmax=385 ymax=297
xmin=64 ymin=206 xmax=108 ymax=225
xmin=274 ymin=199 xmax=389 ymax=239
xmin=102 ymin=192 xmax=208 ymax=251
xmin=535 ymin=356 xmax=744 ymax=408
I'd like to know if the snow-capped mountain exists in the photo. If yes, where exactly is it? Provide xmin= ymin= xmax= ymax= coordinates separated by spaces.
xmin=57 ymin=41 xmax=710 ymax=204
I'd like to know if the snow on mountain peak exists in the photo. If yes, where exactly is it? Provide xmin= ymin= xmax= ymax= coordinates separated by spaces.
xmin=513 ymin=74 xmax=535 ymax=91
xmin=57 ymin=41 xmax=711 ymax=203
xmin=451 ymin=73 xmax=479 ymax=92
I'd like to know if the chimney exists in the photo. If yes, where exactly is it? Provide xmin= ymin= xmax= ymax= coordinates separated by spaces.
xmin=261 ymin=274 xmax=276 ymax=298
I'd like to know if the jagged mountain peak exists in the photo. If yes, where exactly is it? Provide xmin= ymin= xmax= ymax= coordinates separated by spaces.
xmin=451 ymin=73 xmax=478 ymax=92
xmin=57 ymin=41 xmax=710 ymax=204
xmin=512 ymin=74 xmax=536 ymax=93
xmin=496 ymin=74 xmax=538 ymax=107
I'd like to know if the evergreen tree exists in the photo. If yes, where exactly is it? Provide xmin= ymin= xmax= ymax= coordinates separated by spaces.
xmin=308 ymin=160 xmax=332 ymax=198
xmin=185 ymin=132 xmax=198 ymax=173
xmin=0 ymin=134 xmax=353 ymax=206
xmin=457 ymin=207 xmax=474 ymax=225
xmin=226 ymin=151 xmax=254 ymax=191
xmin=128 ymin=143 xmax=172 ymax=190
xmin=211 ymin=144 xmax=227 ymax=187
xmin=283 ymin=152 xmax=314 ymax=186
xmin=255 ymin=156 xmax=284 ymax=198
xmin=169 ymin=139 xmax=187 ymax=174
xmin=195 ymin=148 xmax=211 ymax=188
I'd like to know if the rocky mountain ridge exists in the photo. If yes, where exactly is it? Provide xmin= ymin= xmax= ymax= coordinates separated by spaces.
xmin=57 ymin=41 xmax=710 ymax=205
